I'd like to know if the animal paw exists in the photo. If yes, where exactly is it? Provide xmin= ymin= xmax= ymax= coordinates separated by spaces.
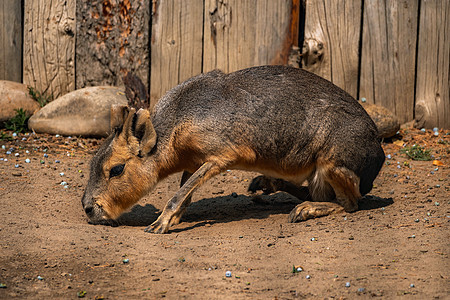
xmin=288 ymin=201 xmax=344 ymax=223
xmin=144 ymin=219 xmax=170 ymax=234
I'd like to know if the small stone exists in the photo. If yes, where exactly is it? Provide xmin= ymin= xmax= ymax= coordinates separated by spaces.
xmin=1 ymin=145 xmax=5 ymax=149
xmin=361 ymin=97 xmax=366 ymax=103
xmin=386 ymin=154 xmax=392 ymax=159
xmin=345 ymin=282 xmax=351 ymax=287
xmin=123 ymin=258 xmax=129 ymax=264
xmin=420 ymin=128 xmax=426 ymax=132
xmin=37 ymin=275 xmax=44 ymax=280
xmin=306 ymin=275 xmax=311 ymax=279
xmin=358 ymin=288 xmax=365 ymax=292
xmin=60 ymin=172 xmax=65 ymax=176
xmin=6 ymin=151 xmax=11 ymax=155
xmin=433 ymin=131 xmax=439 ymax=136
xmin=15 ymin=164 xmax=19 ymax=168
xmin=25 ymin=150 xmax=29 ymax=154
xmin=44 ymin=153 xmax=48 ymax=158
xmin=15 ymin=153 xmax=19 ymax=157
xmin=55 ymin=160 xmax=60 ymax=163
xmin=410 ymin=283 xmax=415 ymax=288
xmin=25 ymin=158 xmax=31 ymax=163
xmin=310 ymin=237 xmax=316 ymax=241
xmin=296 ymin=267 xmax=303 ymax=272
xmin=55 ymin=134 xmax=60 ymax=138
xmin=225 ymin=271 xmax=232 ymax=277
xmin=12 ymin=132 xmax=17 ymax=137
xmin=414 ymin=219 xmax=419 ymax=223
xmin=434 ymin=202 xmax=440 ymax=206
xmin=433 ymin=127 xmax=438 ymax=132
xmin=60 ymin=181 xmax=68 ymax=186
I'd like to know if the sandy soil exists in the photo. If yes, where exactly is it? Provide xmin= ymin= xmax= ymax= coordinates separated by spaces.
xmin=0 ymin=128 xmax=449 ymax=299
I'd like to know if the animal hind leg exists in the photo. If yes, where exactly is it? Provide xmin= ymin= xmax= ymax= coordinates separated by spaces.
xmin=248 ymin=176 xmax=310 ymax=202
xmin=288 ymin=165 xmax=361 ymax=222
xmin=324 ymin=166 xmax=361 ymax=212
xmin=288 ymin=169 xmax=342 ymax=222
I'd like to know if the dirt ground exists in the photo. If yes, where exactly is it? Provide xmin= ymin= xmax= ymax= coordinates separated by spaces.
xmin=0 ymin=128 xmax=448 ymax=299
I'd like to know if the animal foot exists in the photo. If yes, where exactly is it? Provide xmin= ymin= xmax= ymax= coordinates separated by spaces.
xmin=288 ymin=201 xmax=345 ymax=223
xmin=144 ymin=219 xmax=170 ymax=234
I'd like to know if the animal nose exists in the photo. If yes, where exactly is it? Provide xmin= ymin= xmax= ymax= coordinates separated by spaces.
xmin=84 ymin=206 xmax=94 ymax=215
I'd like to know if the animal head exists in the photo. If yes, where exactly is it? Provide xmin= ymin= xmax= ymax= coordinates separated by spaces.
xmin=81 ymin=107 xmax=159 ymax=224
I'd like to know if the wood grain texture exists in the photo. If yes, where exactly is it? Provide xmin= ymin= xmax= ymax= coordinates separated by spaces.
xmin=303 ymin=0 xmax=362 ymax=98
xmin=415 ymin=0 xmax=449 ymax=129
xmin=76 ymin=0 xmax=150 ymax=91
xmin=203 ymin=0 xmax=297 ymax=73
xmin=359 ymin=0 xmax=418 ymax=124
xmin=23 ymin=0 xmax=75 ymax=98
xmin=0 ymin=1 xmax=22 ymax=82
xmin=150 ymin=0 xmax=203 ymax=107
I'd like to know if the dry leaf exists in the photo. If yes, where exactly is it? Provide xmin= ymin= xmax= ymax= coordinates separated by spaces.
xmin=393 ymin=140 xmax=404 ymax=147
xmin=433 ymin=160 xmax=444 ymax=166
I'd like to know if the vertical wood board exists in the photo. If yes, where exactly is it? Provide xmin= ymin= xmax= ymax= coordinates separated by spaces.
xmin=23 ymin=0 xmax=75 ymax=98
xmin=0 ymin=1 xmax=22 ymax=82
xmin=76 ymin=0 xmax=150 ymax=90
xmin=303 ymin=0 xmax=362 ymax=98
xmin=203 ymin=0 xmax=298 ymax=74
xmin=415 ymin=0 xmax=449 ymax=129
xmin=150 ymin=0 xmax=204 ymax=107
xmin=359 ymin=0 xmax=418 ymax=124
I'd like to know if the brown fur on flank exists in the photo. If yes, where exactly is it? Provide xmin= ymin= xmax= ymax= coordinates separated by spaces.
xmin=81 ymin=65 xmax=385 ymax=233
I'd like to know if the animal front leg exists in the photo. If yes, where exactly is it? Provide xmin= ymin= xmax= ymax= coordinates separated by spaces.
xmin=145 ymin=162 xmax=220 ymax=234
xmin=170 ymin=171 xmax=193 ymax=226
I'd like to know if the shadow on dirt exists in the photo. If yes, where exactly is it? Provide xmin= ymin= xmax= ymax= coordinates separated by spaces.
xmin=358 ymin=195 xmax=394 ymax=211
xmin=115 ymin=192 xmax=393 ymax=229
xmin=116 ymin=204 xmax=159 ymax=226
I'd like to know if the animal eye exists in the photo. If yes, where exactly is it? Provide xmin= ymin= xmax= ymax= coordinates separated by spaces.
xmin=109 ymin=164 xmax=125 ymax=178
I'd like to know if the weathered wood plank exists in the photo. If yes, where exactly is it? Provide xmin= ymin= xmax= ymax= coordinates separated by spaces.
xmin=359 ymin=0 xmax=418 ymax=124
xmin=23 ymin=0 xmax=75 ymax=98
xmin=203 ymin=0 xmax=299 ymax=73
xmin=76 ymin=0 xmax=150 ymax=92
xmin=303 ymin=0 xmax=362 ymax=99
xmin=415 ymin=0 xmax=449 ymax=129
xmin=0 ymin=1 xmax=22 ymax=82
xmin=150 ymin=0 xmax=203 ymax=107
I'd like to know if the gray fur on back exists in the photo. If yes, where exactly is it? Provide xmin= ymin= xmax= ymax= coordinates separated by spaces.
xmin=151 ymin=65 xmax=384 ymax=195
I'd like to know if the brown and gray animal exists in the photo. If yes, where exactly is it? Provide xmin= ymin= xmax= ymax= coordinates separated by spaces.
xmin=81 ymin=65 xmax=385 ymax=234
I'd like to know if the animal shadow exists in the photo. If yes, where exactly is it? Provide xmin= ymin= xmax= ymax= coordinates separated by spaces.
xmin=116 ymin=204 xmax=159 ymax=226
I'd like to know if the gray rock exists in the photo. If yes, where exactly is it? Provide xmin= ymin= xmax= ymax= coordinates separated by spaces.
xmin=0 ymin=81 xmax=40 ymax=123
xmin=28 ymin=86 xmax=127 ymax=137
xmin=362 ymin=103 xmax=400 ymax=138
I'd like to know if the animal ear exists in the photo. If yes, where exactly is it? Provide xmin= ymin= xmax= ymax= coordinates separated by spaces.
xmin=134 ymin=109 xmax=157 ymax=155
xmin=120 ymin=107 xmax=156 ymax=155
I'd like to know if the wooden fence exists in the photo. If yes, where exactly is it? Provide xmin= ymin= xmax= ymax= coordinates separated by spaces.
xmin=0 ymin=0 xmax=448 ymax=128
